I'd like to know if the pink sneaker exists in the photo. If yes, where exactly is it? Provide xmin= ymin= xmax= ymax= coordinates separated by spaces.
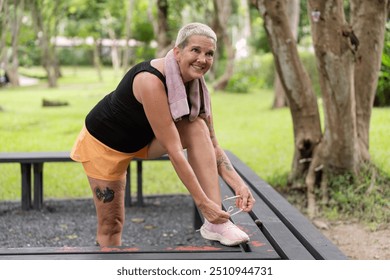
xmin=200 ymin=220 xmax=250 ymax=246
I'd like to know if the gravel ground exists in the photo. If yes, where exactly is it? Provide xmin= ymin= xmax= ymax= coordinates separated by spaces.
xmin=0 ymin=194 xmax=210 ymax=248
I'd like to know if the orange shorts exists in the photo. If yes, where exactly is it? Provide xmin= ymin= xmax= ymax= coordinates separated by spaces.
xmin=70 ymin=126 xmax=149 ymax=181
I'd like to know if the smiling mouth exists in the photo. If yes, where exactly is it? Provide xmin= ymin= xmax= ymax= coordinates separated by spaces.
xmin=191 ymin=64 xmax=204 ymax=71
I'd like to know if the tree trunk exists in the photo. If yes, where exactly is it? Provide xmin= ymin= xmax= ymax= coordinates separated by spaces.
xmin=309 ymin=0 xmax=362 ymax=175
xmin=273 ymin=76 xmax=287 ymax=108
xmin=308 ymin=0 xmax=387 ymax=215
xmin=256 ymin=0 xmax=387 ymax=217
xmin=255 ymin=0 xmax=322 ymax=217
xmin=350 ymin=0 xmax=388 ymax=161
xmin=8 ymin=0 xmax=24 ymax=86
xmin=212 ymin=0 xmax=236 ymax=91
xmin=93 ymin=39 xmax=103 ymax=82
xmin=156 ymin=0 xmax=171 ymax=58
xmin=306 ymin=0 xmax=359 ymax=216
xmin=0 ymin=0 xmax=9 ymax=81
xmin=256 ymin=0 xmax=322 ymax=180
xmin=123 ymin=0 xmax=134 ymax=73
xmin=1 ymin=0 xmax=23 ymax=87
xmin=147 ymin=0 xmax=158 ymax=42
xmin=273 ymin=0 xmax=300 ymax=109
xmin=104 ymin=11 xmax=121 ymax=78
xmin=30 ymin=0 xmax=61 ymax=88
xmin=41 ymin=31 xmax=57 ymax=88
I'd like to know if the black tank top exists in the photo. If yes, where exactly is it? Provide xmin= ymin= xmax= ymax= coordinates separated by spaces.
xmin=85 ymin=61 xmax=167 ymax=153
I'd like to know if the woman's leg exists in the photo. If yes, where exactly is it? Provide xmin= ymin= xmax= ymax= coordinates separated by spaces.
xmin=87 ymin=176 xmax=126 ymax=246
xmin=175 ymin=118 xmax=221 ymax=206
xmin=146 ymin=118 xmax=249 ymax=246
xmin=146 ymin=118 xmax=220 ymax=204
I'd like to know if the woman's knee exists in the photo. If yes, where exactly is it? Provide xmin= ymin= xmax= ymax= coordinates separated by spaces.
xmin=178 ymin=118 xmax=211 ymax=145
xmin=96 ymin=194 xmax=125 ymax=235
xmin=99 ymin=214 xmax=124 ymax=236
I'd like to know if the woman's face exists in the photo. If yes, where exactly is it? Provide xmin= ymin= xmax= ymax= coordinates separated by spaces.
xmin=174 ymin=35 xmax=215 ymax=83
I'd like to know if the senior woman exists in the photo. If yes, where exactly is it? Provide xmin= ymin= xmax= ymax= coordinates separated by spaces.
xmin=71 ymin=22 xmax=255 ymax=247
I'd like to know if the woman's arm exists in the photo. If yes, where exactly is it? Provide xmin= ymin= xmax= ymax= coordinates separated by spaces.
xmin=133 ymin=72 xmax=229 ymax=223
xmin=203 ymin=114 xmax=255 ymax=212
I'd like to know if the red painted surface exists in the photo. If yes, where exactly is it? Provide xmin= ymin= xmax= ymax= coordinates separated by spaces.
xmin=121 ymin=247 xmax=141 ymax=252
xmin=100 ymin=247 xmax=140 ymax=252
xmin=58 ymin=246 xmax=79 ymax=252
xmin=167 ymin=246 xmax=222 ymax=251
xmin=250 ymin=240 xmax=266 ymax=247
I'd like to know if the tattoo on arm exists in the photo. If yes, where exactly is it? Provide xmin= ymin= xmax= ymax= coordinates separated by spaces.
xmin=217 ymin=155 xmax=233 ymax=171
xmin=95 ymin=186 xmax=115 ymax=203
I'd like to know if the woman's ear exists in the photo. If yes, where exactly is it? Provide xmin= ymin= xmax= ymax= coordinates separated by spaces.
xmin=173 ymin=47 xmax=181 ymax=62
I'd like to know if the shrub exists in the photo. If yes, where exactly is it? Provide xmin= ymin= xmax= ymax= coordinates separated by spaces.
xmin=225 ymin=51 xmax=320 ymax=94
xmin=325 ymin=164 xmax=390 ymax=228
xmin=224 ymin=54 xmax=273 ymax=93
xmin=57 ymin=46 xmax=93 ymax=66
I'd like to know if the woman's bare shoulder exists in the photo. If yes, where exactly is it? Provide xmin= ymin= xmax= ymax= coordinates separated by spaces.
xmin=133 ymin=69 xmax=166 ymax=104
xmin=150 ymin=58 xmax=165 ymax=76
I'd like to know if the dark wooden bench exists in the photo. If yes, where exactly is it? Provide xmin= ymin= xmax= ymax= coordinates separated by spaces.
xmin=0 ymin=151 xmax=169 ymax=210
xmin=224 ymin=151 xmax=346 ymax=260
xmin=0 ymin=150 xmax=347 ymax=260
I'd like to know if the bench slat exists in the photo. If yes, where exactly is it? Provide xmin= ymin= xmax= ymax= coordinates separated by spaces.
xmin=0 ymin=244 xmax=272 ymax=260
xmin=219 ymin=178 xmax=281 ymax=259
xmin=0 ymin=152 xmax=170 ymax=210
xmin=0 ymin=151 xmax=72 ymax=163
xmin=244 ymin=184 xmax=314 ymax=259
xmin=0 ymin=251 xmax=273 ymax=260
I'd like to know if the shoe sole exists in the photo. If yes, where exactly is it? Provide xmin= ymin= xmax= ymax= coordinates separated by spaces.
xmin=200 ymin=227 xmax=249 ymax=247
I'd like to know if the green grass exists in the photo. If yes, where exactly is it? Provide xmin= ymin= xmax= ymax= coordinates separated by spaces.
xmin=0 ymin=66 xmax=389 ymax=203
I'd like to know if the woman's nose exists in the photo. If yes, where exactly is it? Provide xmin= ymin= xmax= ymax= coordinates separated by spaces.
xmin=197 ymin=53 xmax=207 ymax=63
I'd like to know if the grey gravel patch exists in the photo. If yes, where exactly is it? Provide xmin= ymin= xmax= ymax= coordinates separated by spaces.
xmin=0 ymin=195 xmax=210 ymax=248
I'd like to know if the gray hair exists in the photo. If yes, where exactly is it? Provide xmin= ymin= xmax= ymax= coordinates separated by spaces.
xmin=175 ymin=22 xmax=217 ymax=48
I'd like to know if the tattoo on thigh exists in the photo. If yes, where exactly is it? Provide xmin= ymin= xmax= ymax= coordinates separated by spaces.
xmin=95 ymin=187 xmax=115 ymax=203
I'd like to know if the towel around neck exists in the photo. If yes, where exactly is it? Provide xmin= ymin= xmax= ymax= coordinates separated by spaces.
xmin=164 ymin=49 xmax=211 ymax=122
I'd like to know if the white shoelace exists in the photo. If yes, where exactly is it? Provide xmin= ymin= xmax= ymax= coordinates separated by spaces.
xmin=223 ymin=195 xmax=243 ymax=216
xmin=195 ymin=195 xmax=244 ymax=232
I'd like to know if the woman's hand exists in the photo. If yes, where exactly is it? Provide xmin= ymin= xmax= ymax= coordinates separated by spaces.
xmin=234 ymin=185 xmax=255 ymax=212
xmin=197 ymin=199 xmax=230 ymax=224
